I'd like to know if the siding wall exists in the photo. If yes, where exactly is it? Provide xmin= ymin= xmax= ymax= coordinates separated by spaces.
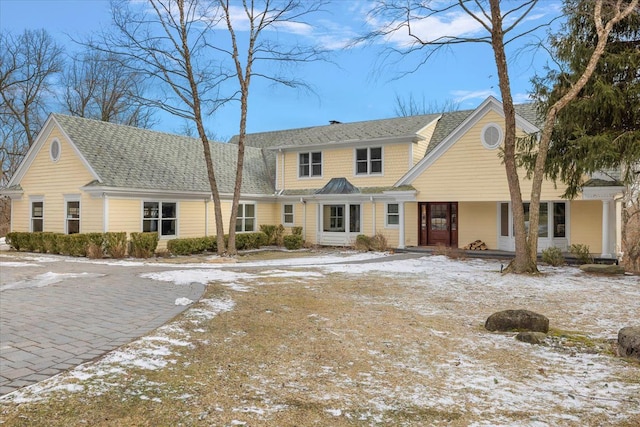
xmin=458 ymin=202 xmax=497 ymax=249
xmin=411 ymin=110 xmax=566 ymax=201
xmin=282 ymin=143 xmax=412 ymax=190
xmin=413 ymin=121 xmax=438 ymax=165
xmin=570 ymin=200 xmax=602 ymax=253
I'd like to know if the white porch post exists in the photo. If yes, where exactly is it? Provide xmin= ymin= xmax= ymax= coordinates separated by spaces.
xmin=398 ymin=201 xmax=406 ymax=249
xmin=601 ymin=200 xmax=611 ymax=258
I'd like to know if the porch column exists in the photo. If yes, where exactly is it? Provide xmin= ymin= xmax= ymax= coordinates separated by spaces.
xmin=601 ymin=199 xmax=611 ymax=258
xmin=398 ymin=201 xmax=405 ymax=249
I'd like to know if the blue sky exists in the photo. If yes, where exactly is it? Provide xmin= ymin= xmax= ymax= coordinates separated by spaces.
xmin=1 ymin=0 xmax=561 ymax=141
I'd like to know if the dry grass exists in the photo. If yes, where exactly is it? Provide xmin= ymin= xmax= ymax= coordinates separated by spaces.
xmin=1 ymin=259 xmax=638 ymax=426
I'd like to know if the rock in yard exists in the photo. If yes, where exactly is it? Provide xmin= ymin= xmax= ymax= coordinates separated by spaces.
xmin=618 ymin=326 xmax=640 ymax=360
xmin=579 ymin=264 xmax=625 ymax=274
xmin=516 ymin=331 xmax=547 ymax=345
xmin=485 ymin=309 xmax=549 ymax=333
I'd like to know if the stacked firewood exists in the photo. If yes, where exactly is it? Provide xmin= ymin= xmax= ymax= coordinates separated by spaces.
xmin=463 ymin=240 xmax=488 ymax=251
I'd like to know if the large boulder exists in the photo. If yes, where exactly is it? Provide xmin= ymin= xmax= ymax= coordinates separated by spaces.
xmin=579 ymin=264 xmax=625 ymax=275
xmin=618 ymin=326 xmax=640 ymax=359
xmin=485 ymin=309 xmax=549 ymax=333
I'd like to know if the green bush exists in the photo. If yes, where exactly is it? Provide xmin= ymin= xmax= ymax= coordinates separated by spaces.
xmin=104 ymin=232 xmax=128 ymax=258
xmin=57 ymin=234 xmax=89 ymax=257
xmin=167 ymin=236 xmax=216 ymax=255
xmin=234 ymin=232 xmax=268 ymax=250
xmin=541 ymin=246 xmax=565 ymax=266
xmin=354 ymin=233 xmax=388 ymax=252
xmin=283 ymin=234 xmax=303 ymax=250
xmin=5 ymin=232 xmax=26 ymax=251
xmin=355 ymin=234 xmax=372 ymax=251
xmin=292 ymin=226 xmax=303 ymax=236
xmin=259 ymin=225 xmax=285 ymax=246
xmin=570 ymin=243 xmax=593 ymax=265
xmin=130 ymin=232 xmax=159 ymax=258
xmin=41 ymin=232 xmax=62 ymax=253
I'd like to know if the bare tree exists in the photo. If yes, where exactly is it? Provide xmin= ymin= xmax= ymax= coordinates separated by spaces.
xmin=0 ymin=29 xmax=64 ymax=182
xmin=393 ymin=93 xmax=459 ymax=116
xmin=365 ymin=0 xmax=638 ymax=273
xmin=216 ymin=0 xmax=326 ymax=254
xmin=91 ymin=0 xmax=324 ymax=254
xmin=61 ymin=50 xmax=155 ymax=128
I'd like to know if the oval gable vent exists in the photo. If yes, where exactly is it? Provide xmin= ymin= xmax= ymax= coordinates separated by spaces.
xmin=50 ymin=139 xmax=61 ymax=162
xmin=481 ymin=123 xmax=503 ymax=150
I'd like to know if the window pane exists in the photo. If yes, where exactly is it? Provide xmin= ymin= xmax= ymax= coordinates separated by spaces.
xmin=311 ymin=152 xmax=322 ymax=163
xmin=32 ymin=202 xmax=43 ymax=218
xmin=356 ymin=148 xmax=368 ymax=161
xmin=245 ymin=204 xmax=255 ymax=217
xmin=284 ymin=204 xmax=293 ymax=214
xmin=370 ymin=147 xmax=382 ymax=160
xmin=143 ymin=219 xmax=158 ymax=232
xmin=538 ymin=203 xmax=548 ymax=237
xmin=554 ymin=202 xmax=566 ymax=238
xmin=245 ymin=218 xmax=255 ymax=232
xmin=350 ymin=204 xmax=360 ymax=233
xmin=236 ymin=219 xmax=243 ymax=232
xmin=162 ymin=202 xmax=176 ymax=219
xmin=370 ymin=159 xmax=382 ymax=173
xmin=356 ymin=161 xmax=368 ymax=174
xmin=237 ymin=204 xmax=244 ymax=217
xmin=324 ymin=205 xmax=344 ymax=232
xmin=161 ymin=219 xmax=176 ymax=236
xmin=312 ymin=164 xmax=322 ymax=176
xmin=144 ymin=202 xmax=159 ymax=219
xmin=501 ymin=203 xmax=509 ymax=237
xmin=387 ymin=203 xmax=399 ymax=226
xmin=68 ymin=220 xmax=80 ymax=234
xmin=33 ymin=219 xmax=43 ymax=232
xmin=67 ymin=201 xmax=80 ymax=219
xmin=300 ymin=153 xmax=309 ymax=164
xmin=388 ymin=204 xmax=398 ymax=214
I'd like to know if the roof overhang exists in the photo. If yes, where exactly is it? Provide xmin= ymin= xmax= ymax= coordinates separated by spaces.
xmin=582 ymin=186 xmax=625 ymax=200
xmin=82 ymin=185 xmax=277 ymax=202
xmin=267 ymin=134 xmax=425 ymax=152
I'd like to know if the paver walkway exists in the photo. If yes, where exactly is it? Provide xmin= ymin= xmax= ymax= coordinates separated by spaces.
xmin=0 ymin=253 xmax=205 ymax=396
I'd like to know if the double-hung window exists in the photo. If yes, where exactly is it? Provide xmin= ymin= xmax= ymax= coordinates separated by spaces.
xmin=143 ymin=201 xmax=177 ymax=237
xmin=66 ymin=200 xmax=80 ymax=234
xmin=386 ymin=203 xmax=399 ymax=227
xmin=299 ymin=152 xmax=322 ymax=177
xmin=31 ymin=199 xmax=44 ymax=232
xmin=355 ymin=147 xmax=382 ymax=175
xmin=283 ymin=204 xmax=294 ymax=225
xmin=236 ymin=203 xmax=256 ymax=232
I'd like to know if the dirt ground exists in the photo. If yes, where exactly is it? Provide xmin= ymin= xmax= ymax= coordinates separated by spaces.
xmin=1 ymin=252 xmax=639 ymax=426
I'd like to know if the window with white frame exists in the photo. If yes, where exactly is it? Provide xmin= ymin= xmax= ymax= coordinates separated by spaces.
xmin=355 ymin=147 xmax=382 ymax=175
xmin=323 ymin=205 xmax=344 ymax=232
xmin=283 ymin=204 xmax=294 ymax=225
xmin=502 ymin=201 xmax=567 ymax=239
xmin=386 ymin=203 xmax=399 ymax=227
xmin=299 ymin=152 xmax=322 ymax=177
xmin=31 ymin=199 xmax=44 ymax=232
xmin=236 ymin=203 xmax=255 ymax=232
xmin=143 ymin=201 xmax=176 ymax=236
xmin=66 ymin=200 xmax=80 ymax=234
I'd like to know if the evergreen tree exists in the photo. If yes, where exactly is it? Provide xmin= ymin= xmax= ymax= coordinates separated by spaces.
xmin=525 ymin=0 xmax=640 ymax=198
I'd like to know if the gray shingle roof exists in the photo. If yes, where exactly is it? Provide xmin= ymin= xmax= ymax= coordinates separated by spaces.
xmin=230 ymin=114 xmax=442 ymax=148
xmin=53 ymin=114 xmax=274 ymax=195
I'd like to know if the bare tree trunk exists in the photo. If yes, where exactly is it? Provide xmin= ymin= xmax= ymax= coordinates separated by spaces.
xmin=488 ymin=0 xmax=537 ymax=273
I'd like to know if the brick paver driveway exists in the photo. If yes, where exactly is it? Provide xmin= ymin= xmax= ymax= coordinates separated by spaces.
xmin=0 ymin=252 xmax=205 ymax=396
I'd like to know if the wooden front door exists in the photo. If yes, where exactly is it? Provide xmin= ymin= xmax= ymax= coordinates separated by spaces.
xmin=419 ymin=202 xmax=458 ymax=246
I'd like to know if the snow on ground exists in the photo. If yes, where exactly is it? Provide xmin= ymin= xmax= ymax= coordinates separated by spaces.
xmin=1 ymin=251 xmax=638 ymax=424
xmin=0 ymin=272 xmax=105 ymax=291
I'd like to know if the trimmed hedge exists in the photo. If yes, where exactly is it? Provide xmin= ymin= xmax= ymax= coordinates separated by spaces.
xmin=167 ymin=236 xmax=216 ymax=256
xmin=5 ymin=231 xmax=138 ymax=259
xmin=129 ymin=232 xmax=159 ymax=258
xmin=283 ymin=234 xmax=303 ymax=250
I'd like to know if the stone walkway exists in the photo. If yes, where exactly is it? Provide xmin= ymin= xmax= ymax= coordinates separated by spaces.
xmin=0 ymin=253 xmax=205 ymax=396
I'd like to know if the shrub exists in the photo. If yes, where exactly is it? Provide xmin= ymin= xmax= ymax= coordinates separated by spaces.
xmin=292 ymin=226 xmax=303 ymax=236
xmin=5 ymin=232 xmax=25 ymax=251
xmin=283 ymin=234 xmax=303 ymax=250
xmin=234 ymin=232 xmax=268 ymax=250
xmin=41 ymin=232 xmax=61 ymax=254
xmin=370 ymin=232 xmax=388 ymax=252
xmin=259 ymin=225 xmax=285 ymax=246
xmin=129 ymin=232 xmax=159 ymax=258
xmin=104 ymin=232 xmax=127 ymax=258
xmin=541 ymin=246 xmax=565 ymax=266
xmin=57 ymin=234 xmax=89 ymax=257
xmin=167 ymin=236 xmax=215 ymax=255
xmin=354 ymin=234 xmax=371 ymax=251
xmin=86 ymin=242 xmax=104 ymax=259
xmin=569 ymin=243 xmax=593 ymax=265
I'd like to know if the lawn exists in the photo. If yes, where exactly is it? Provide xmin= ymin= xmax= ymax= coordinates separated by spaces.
xmin=1 ymin=252 xmax=639 ymax=426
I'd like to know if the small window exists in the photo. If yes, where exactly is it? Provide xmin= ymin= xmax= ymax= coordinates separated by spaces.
xmin=299 ymin=152 xmax=322 ymax=177
xmin=31 ymin=200 xmax=44 ymax=232
xmin=386 ymin=203 xmax=399 ymax=227
xmin=66 ymin=200 xmax=80 ymax=234
xmin=349 ymin=204 xmax=360 ymax=233
xmin=553 ymin=202 xmax=566 ymax=238
xmin=283 ymin=204 xmax=294 ymax=225
xmin=500 ymin=203 xmax=509 ymax=237
xmin=355 ymin=147 xmax=382 ymax=175
xmin=50 ymin=139 xmax=61 ymax=162
xmin=481 ymin=123 xmax=503 ymax=149
xmin=143 ymin=201 xmax=176 ymax=236
xmin=236 ymin=203 xmax=256 ymax=232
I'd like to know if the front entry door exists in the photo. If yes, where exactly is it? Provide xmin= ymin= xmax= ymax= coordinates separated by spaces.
xmin=419 ymin=202 xmax=458 ymax=246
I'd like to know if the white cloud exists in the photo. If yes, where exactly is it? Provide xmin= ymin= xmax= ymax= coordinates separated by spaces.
xmin=450 ymin=89 xmax=497 ymax=103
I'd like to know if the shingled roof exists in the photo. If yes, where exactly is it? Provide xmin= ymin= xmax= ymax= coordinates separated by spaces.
xmin=52 ymin=114 xmax=275 ymax=195
xmin=229 ymin=113 xmax=442 ymax=148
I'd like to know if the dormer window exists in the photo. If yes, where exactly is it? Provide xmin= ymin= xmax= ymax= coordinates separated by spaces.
xmin=355 ymin=147 xmax=382 ymax=175
xmin=299 ymin=151 xmax=322 ymax=178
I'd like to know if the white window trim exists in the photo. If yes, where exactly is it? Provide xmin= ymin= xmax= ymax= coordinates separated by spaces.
xmin=236 ymin=202 xmax=257 ymax=233
xmin=497 ymin=201 xmax=570 ymax=251
xmin=354 ymin=146 xmax=384 ymax=176
xmin=298 ymin=151 xmax=323 ymax=179
xmin=64 ymin=195 xmax=81 ymax=234
xmin=50 ymin=138 xmax=61 ymax=162
xmin=141 ymin=200 xmax=178 ymax=238
xmin=481 ymin=123 xmax=503 ymax=150
xmin=385 ymin=202 xmax=400 ymax=228
xmin=30 ymin=196 xmax=44 ymax=232
xmin=282 ymin=204 xmax=294 ymax=226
